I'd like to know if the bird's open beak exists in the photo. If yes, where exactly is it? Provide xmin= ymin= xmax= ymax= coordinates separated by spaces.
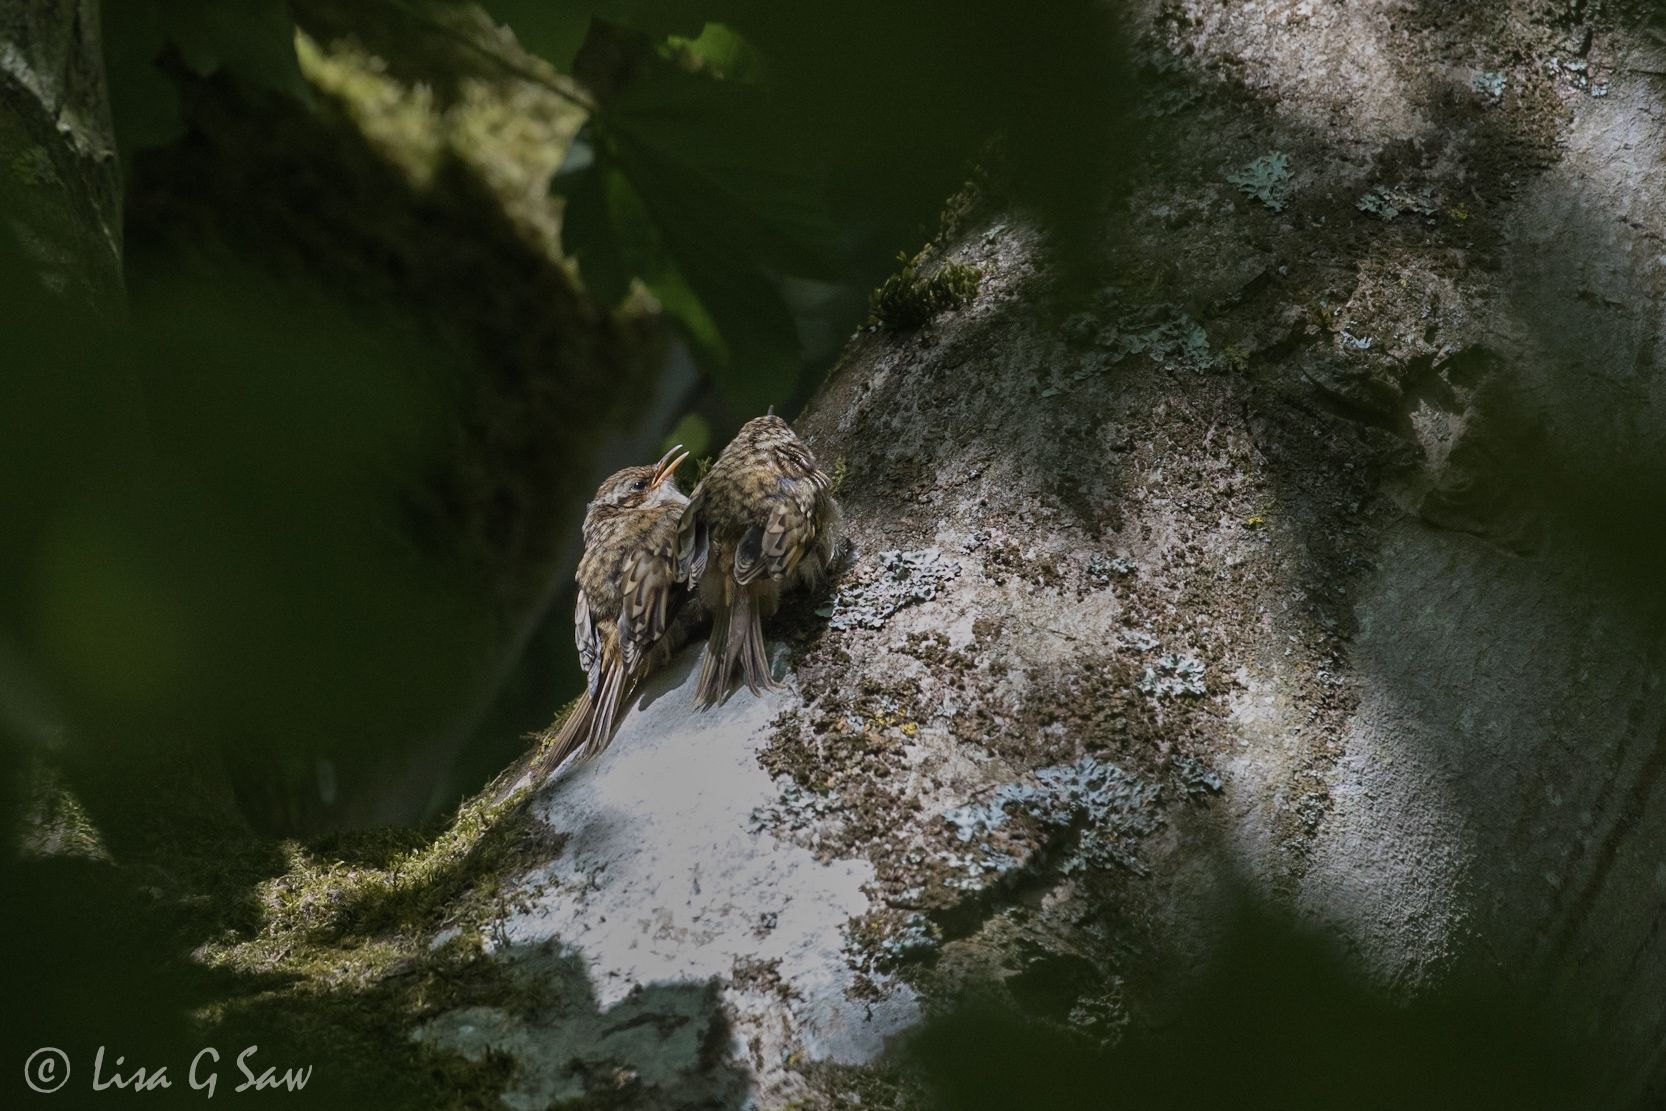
xmin=651 ymin=444 xmax=690 ymax=488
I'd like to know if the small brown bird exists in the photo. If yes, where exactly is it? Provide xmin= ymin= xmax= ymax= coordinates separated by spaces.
xmin=532 ymin=445 xmax=692 ymax=779
xmin=678 ymin=413 xmax=839 ymax=706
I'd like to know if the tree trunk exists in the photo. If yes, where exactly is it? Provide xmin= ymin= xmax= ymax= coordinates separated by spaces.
xmin=425 ymin=4 xmax=1666 ymax=1107
xmin=0 ymin=0 xmax=121 ymax=308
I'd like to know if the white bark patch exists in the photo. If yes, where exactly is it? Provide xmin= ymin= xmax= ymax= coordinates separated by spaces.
xmin=424 ymin=649 xmax=919 ymax=1105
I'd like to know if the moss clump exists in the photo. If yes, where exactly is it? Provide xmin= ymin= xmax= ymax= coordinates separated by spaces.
xmin=208 ymin=785 xmax=546 ymax=956
xmin=184 ymin=779 xmax=562 ymax=1108
xmin=528 ymin=691 xmax=585 ymax=755
xmin=868 ymin=251 xmax=982 ymax=330
xmin=18 ymin=760 xmax=112 ymax=862
xmin=826 ymin=455 xmax=848 ymax=496
xmin=30 ymin=745 xmax=562 ymax=1109
xmin=293 ymin=26 xmax=586 ymax=260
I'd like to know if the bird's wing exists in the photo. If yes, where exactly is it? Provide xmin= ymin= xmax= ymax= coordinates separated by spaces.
xmin=617 ymin=536 xmax=682 ymax=675
xmin=574 ymin=588 xmax=604 ymax=698
xmin=675 ymin=485 xmax=709 ymax=586
xmin=740 ymin=479 xmax=822 ymax=583
xmin=772 ymin=438 xmax=819 ymax=478
xmin=733 ymin=522 xmax=766 ymax=585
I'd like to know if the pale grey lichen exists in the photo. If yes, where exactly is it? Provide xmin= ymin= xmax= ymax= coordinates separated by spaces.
xmin=1088 ymin=552 xmax=1135 ymax=584
xmin=1064 ymin=297 xmax=1214 ymax=372
xmin=876 ymin=914 xmax=941 ymax=965
xmin=1110 ymin=304 xmax=1213 ymax=370
xmin=1171 ymin=754 xmax=1224 ymax=796
xmin=1137 ymin=654 xmax=1207 ymax=698
xmin=1227 ymin=151 xmax=1292 ymax=211
xmin=1119 ymin=629 xmax=1161 ymax=654
xmin=827 ymin=548 xmax=961 ymax=630
xmin=937 ymin=757 xmax=1163 ymax=882
xmin=1357 ymin=183 xmax=1438 ymax=222
xmin=1473 ymin=71 xmax=1506 ymax=99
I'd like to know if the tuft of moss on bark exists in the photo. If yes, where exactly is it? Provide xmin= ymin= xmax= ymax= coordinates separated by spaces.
xmin=868 ymin=251 xmax=981 ymax=330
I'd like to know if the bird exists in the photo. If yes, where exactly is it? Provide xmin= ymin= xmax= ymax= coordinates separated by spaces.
xmin=531 ymin=444 xmax=692 ymax=780
xmin=677 ymin=413 xmax=839 ymax=707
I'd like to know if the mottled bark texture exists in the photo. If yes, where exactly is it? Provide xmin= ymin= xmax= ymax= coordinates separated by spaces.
xmin=451 ymin=2 xmax=1666 ymax=1107
xmin=15 ymin=0 xmax=1666 ymax=1106
xmin=0 ymin=0 xmax=121 ymax=307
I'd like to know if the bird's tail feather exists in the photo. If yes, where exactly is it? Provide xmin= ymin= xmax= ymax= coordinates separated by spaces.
xmin=696 ymin=582 xmax=775 ymax=707
xmin=734 ymin=584 xmax=774 ymax=696
xmin=578 ymin=663 xmax=629 ymax=761
xmin=695 ymin=590 xmax=731 ymax=707
xmin=530 ymin=664 xmax=631 ymax=781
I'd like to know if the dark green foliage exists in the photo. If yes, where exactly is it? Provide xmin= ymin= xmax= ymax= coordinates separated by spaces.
xmin=101 ymin=0 xmax=309 ymax=159
xmin=868 ymin=252 xmax=982 ymax=330
xmin=96 ymin=0 xmax=1133 ymax=409
xmin=55 ymin=0 xmax=1134 ymax=856
xmin=554 ymin=55 xmax=838 ymax=407
xmin=524 ymin=0 xmax=1131 ymax=405
xmin=0 ymin=225 xmax=494 ymax=833
xmin=909 ymin=906 xmax=1596 ymax=1111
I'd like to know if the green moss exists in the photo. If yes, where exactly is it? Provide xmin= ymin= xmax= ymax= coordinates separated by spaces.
xmin=25 ymin=746 xmax=562 ymax=1109
xmin=293 ymin=29 xmax=585 ymax=262
xmin=209 ymin=787 xmax=543 ymax=955
xmin=18 ymin=760 xmax=112 ymax=862
xmin=528 ymin=691 xmax=586 ymax=756
xmin=188 ymin=779 xmax=565 ymax=1107
xmin=826 ymin=455 xmax=848 ymax=496
xmin=868 ymin=251 xmax=982 ymax=330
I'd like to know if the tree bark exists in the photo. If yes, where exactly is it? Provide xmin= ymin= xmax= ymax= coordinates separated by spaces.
xmin=14 ymin=0 xmax=1665 ymax=1106
xmin=0 ymin=0 xmax=121 ymax=308
xmin=431 ymin=3 xmax=1666 ymax=1107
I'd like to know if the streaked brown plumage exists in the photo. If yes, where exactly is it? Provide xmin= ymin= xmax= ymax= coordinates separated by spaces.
xmin=677 ymin=413 xmax=839 ymax=706
xmin=531 ymin=445 xmax=691 ymax=780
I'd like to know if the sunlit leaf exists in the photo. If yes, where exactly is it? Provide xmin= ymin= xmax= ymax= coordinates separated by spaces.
xmin=667 ymin=22 xmax=763 ymax=82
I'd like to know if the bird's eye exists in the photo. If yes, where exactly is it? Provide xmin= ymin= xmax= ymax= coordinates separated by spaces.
xmin=630 ymin=479 xmax=648 ymax=493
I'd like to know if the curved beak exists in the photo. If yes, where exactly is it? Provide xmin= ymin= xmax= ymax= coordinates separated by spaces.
xmin=651 ymin=444 xmax=690 ymax=488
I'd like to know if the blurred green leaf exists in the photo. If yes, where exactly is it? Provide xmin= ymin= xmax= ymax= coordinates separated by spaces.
xmin=555 ymin=149 xmax=635 ymax=305
xmin=667 ymin=21 xmax=763 ymax=82
xmin=910 ymin=906 xmax=1595 ymax=1111
xmin=475 ymin=0 xmax=593 ymax=73
xmin=558 ymin=57 xmax=840 ymax=404
xmin=534 ymin=0 xmax=1128 ymax=407
xmin=476 ymin=0 xmax=708 ymax=73
xmin=100 ymin=0 xmax=309 ymax=160
xmin=602 ymin=63 xmax=840 ymax=279
xmin=100 ymin=1 xmax=187 ymax=156
xmin=164 ymin=0 xmax=310 ymax=100
xmin=662 ymin=412 xmax=712 ymax=461
xmin=566 ymin=0 xmax=706 ymax=43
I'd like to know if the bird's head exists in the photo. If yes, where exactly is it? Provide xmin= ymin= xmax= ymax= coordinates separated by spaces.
xmin=589 ymin=445 xmax=691 ymax=514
